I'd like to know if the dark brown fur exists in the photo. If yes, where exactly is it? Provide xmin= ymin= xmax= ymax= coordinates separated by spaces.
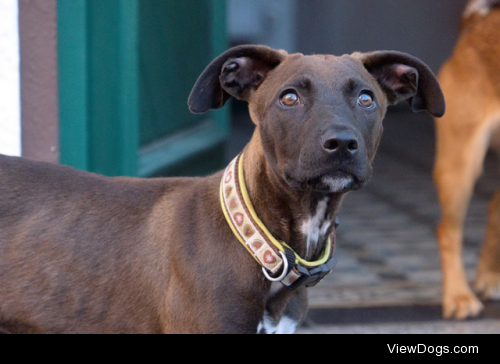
xmin=0 ymin=45 xmax=444 ymax=333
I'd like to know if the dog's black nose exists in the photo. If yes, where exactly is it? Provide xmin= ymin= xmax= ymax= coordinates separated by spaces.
xmin=322 ymin=130 xmax=359 ymax=156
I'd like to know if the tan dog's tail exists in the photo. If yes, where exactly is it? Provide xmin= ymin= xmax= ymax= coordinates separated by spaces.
xmin=462 ymin=0 xmax=500 ymax=29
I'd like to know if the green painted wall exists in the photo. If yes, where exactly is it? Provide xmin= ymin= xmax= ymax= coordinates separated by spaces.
xmin=139 ymin=0 xmax=211 ymax=146
xmin=58 ymin=0 xmax=228 ymax=177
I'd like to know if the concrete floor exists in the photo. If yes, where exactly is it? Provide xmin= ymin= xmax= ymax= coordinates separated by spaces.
xmin=227 ymin=102 xmax=500 ymax=334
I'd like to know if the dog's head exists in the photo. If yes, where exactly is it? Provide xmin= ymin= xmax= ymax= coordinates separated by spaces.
xmin=189 ymin=45 xmax=445 ymax=194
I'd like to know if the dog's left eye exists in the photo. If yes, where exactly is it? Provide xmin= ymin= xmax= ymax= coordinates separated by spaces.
xmin=280 ymin=91 xmax=300 ymax=107
xmin=358 ymin=92 xmax=374 ymax=108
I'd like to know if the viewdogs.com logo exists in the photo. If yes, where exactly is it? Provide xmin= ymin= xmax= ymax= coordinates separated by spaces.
xmin=388 ymin=344 xmax=479 ymax=356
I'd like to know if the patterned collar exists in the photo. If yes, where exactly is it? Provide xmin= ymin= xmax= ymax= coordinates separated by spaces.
xmin=220 ymin=153 xmax=337 ymax=291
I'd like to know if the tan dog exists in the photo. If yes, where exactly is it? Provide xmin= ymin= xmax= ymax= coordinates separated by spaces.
xmin=435 ymin=0 xmax=500 ymax=319
xmin=0 ymin=45 xmax=444 ymax=334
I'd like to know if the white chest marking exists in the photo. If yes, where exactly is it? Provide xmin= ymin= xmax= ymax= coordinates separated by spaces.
xmin=257 ymin=311 xmax=277 ymax=334
xmin=301 ymin=198 xmax=331 ymax=257
xmin=257 ymin=311 xmax=299 ymax=335
xmin=275 ymin=316 xmax=299 ymax=335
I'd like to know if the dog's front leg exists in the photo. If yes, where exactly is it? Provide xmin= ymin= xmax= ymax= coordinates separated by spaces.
xmin=257 ymin=286 xmax=308 ymax=335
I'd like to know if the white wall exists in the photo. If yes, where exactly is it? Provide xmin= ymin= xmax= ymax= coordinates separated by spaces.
xmin=0 ymin=0 xmax=21 ymax=156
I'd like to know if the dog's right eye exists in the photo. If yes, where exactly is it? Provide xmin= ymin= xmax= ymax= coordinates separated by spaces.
xmin=358 ymin=92 xmax=375 ymax=108
xmin=280 ymin=91 xmax=300 ymax=107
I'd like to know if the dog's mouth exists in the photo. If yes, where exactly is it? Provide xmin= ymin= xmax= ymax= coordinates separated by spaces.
xmin=318 ymin=171 xmax=358 ymax=193
xmin=285 ymin=169 xmax=367 ymax=194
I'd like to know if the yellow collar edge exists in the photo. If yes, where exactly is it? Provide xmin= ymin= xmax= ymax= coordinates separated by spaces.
xmin=221 ymin=152 xmax=332 ymax=268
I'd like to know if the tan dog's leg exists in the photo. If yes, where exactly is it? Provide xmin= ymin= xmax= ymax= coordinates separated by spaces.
xmin=475 ymin=187 xmax=500 ymax=299
xmin=434 ymin=62 xmax=497 ymax=319
xmin=435 ymin=121 xmax=491 ymax=319
xmin=435 ymin=127 xmax=488 ymax=319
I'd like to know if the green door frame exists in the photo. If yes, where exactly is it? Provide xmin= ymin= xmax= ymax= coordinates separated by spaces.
xmin=57 ymin=0 xmax=228 ymax=177
xmin=57 ymin=0 xmax=91 ymax=173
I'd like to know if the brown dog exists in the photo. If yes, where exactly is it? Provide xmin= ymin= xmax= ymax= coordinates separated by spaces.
xmin=0 ymin=45 xmax=444 ymax=334
xmin=435 ymin=0 xmax=500 ymax=319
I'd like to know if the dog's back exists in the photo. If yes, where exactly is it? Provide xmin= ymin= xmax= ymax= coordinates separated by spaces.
xmin=0 ymin=155 xmax=191 ymax=333
xmin=0 ymin=154 xmax=168 ymax=246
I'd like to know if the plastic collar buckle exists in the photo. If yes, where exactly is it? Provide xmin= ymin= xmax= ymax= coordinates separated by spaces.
xmin=286 ymin=256 xmax=338 ymax=291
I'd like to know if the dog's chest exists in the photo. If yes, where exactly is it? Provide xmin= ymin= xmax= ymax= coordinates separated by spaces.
xmin=256 ymin=283 xmax=301 ymax=335
xmin=257 ymin=311 xmax=299 ymax=335
xmin=301 ymin=197 xmax=332 ymax=259
xmin=254 ymin=199 xmax=334 ymax=334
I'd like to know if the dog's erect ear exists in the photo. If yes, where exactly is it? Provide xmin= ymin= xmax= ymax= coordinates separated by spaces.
xmin=188 ymin=45 xmax=287 ymax=114
xmin=355 ymin=51 xmax=446 ymax=117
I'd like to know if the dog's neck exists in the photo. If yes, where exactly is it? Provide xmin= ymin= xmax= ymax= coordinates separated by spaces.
xmin=242 ymin=131 xmax=343 ymax=261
